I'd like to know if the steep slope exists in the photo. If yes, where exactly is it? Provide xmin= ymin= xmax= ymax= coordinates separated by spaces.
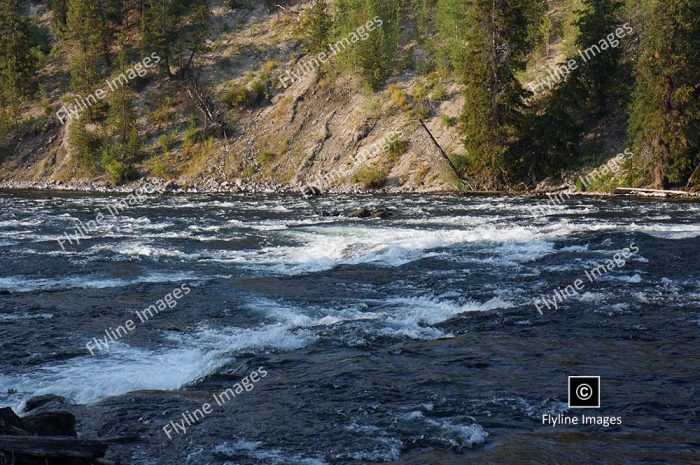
xmin=0 ymin=0 xmax=645 ymax=193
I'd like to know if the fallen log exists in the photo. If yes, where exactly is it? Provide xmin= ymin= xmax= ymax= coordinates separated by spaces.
xmin=613 ymin=187 xmax=693 ymax=197
xmin=0 ymin=435 xmax=108 ymax=459
xmin=418 ymin=119 xmax=476 ymax=191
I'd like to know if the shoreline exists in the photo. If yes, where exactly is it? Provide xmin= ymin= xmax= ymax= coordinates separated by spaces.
xmin=1 ymin=179 xmax=698 ymax=201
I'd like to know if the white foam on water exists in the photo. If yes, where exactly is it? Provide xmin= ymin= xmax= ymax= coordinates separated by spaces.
xmin=628 ymin=222 xmax=700 ymax=239
xmin=0 ymin=312 xmax=53 ymax=321
xmin=0 ymin=219 xmax=45 ymax=228
xmin=0 ymin=323 xmax=314 ymax=408
xmin=89 ymin=242 xmax=192 ymax=260
xmin=423 ymin=418 xmax=489 ymax=448
xmin=250 ymin=294 xmax=513 ymax=341
xmin=559 ymin=244 xmax=589 ymax=253
xmin=342 ymin=423 xmax=402 ymax=462
xmin=213 ymin=440 xmax=328 ymax=465
xmin=378 ymin=296 xmax=513 ymax=339
xmin=577 ymin=292 xmax=608 ymax=302
xmin=0 ymin=271 xmax=198 ymax=293
xmin=601 ymin=273 xmax=643 ymax=283
xmin=213 ymin=223 xmax=568 ymax=275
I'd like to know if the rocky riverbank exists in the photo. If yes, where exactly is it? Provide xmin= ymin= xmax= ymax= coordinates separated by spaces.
xmin=0 ymin=177 xmax=446 ymax=196
xmin=1 ymin=177 xmax=698 ymax=200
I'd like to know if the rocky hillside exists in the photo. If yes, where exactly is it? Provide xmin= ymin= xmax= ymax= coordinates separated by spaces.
xmin=0 ymin=1 xmax=470 ymax=193
xmin=3 ymin=0 xmax=693 ymax=194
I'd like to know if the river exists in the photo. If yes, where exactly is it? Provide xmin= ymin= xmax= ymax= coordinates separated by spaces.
xmin=0 ymin=191 xmax=698 ymax=464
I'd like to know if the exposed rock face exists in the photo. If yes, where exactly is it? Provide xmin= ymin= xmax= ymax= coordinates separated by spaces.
xmin=0 ymin=3 xmax=458 ymax=194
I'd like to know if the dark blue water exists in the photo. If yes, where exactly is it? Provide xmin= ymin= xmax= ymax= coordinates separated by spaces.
xmin=0 ymin=191 xmax=698 ymax=464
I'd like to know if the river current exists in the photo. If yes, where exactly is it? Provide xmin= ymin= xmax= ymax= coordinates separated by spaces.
xmin=0 ymin=191 xmax=698 ymax=464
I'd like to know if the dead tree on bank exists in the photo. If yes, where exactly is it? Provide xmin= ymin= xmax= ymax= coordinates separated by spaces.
xmin=183 ymin=68 xmax=230 ymax=139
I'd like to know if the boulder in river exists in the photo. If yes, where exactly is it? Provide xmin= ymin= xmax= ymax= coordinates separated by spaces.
xmin=371 ymin=208 xmax=393 ymax=219
xmin=348 ymin=207 xmax=393 ymax=219
xmin=348 ymin=207 xmax=372 ymax=218
xmin=23 ymin=394 xmax=66 ymax=413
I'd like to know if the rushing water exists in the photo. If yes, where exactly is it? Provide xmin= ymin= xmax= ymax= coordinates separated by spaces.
xmin=0 ymin=190 xmax=698 ymax=464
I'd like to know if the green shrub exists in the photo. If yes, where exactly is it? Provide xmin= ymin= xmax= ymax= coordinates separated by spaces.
xmin=582 ymin=170 xmax=628 ymax=193
xmin=218 ymin=57 xmax=232 ymax=69
xmin=387 ymin=139 xmax=409 ymax=162
xmin=448 ymin=153 xmax=470 ymax=175
xmin=257 ymin=150 xmax=275 ymax=167
xmin=388 ymin=84 xmax=410 ymax=112
xmin=146 ymin=155 xmax=170 ymax=179
xmin=245 ymin=165 xmax=257 ymax=177
xmin=101 ymin=146 xmax=138 ymax=186
xmin=432 ymin=84 xmax=449 ymax=102
xmin=149 ymin=97 xmax=175 ymax=125
xmin=413 ymin=103 xmax=430 ymax=121
xmin=222 ymin=84 xmax=249 ymax=109
xmin=440 ymin=114 xmax=457 ymax=127
xmin=158 ymin=133 xmax=176 ymax=152
xmin=183 ymin=120 xmax=198 ymax=155
xmin=68 ymin=120 xmax=102 ymax=173
xmin=352 ymin=164 xmax=389 ymax=189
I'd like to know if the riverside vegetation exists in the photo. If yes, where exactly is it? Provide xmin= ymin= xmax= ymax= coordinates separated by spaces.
xmin=0 ymin=0 xmax=698 ymax=193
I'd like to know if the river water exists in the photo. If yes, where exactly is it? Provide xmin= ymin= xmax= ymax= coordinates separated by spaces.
xmin=0 ymin=191 xmax=698 ymax=464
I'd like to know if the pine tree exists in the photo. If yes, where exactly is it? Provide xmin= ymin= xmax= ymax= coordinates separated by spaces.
xmin=98 ymin=37 xmax=141 ymax=186
xmin=0 ymin=0 xmax=34 ymax=91
xmin=305 ymin=0 xmax=331 ymax=53
xmin=66 ymin=0 xmax=112 ymax=100
xmin=107 ymin=39 xmax=140 ymax=163
xmin=570 ymin=0 xmax=624 ymax=115
xmin=141 ymin=0 xmax=210 ymax=78
xmin=628 ymin=0 xmax=700 ymax=188
xmin=335 ymin=0 xmax=401 ymax=90
xmin=435 ymin=0 xmax=468 ymax=73
xmin=458 ymin=0 xmax=545 ymax=187
xmin=0 ymin=0 xmax=35 ymax=137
